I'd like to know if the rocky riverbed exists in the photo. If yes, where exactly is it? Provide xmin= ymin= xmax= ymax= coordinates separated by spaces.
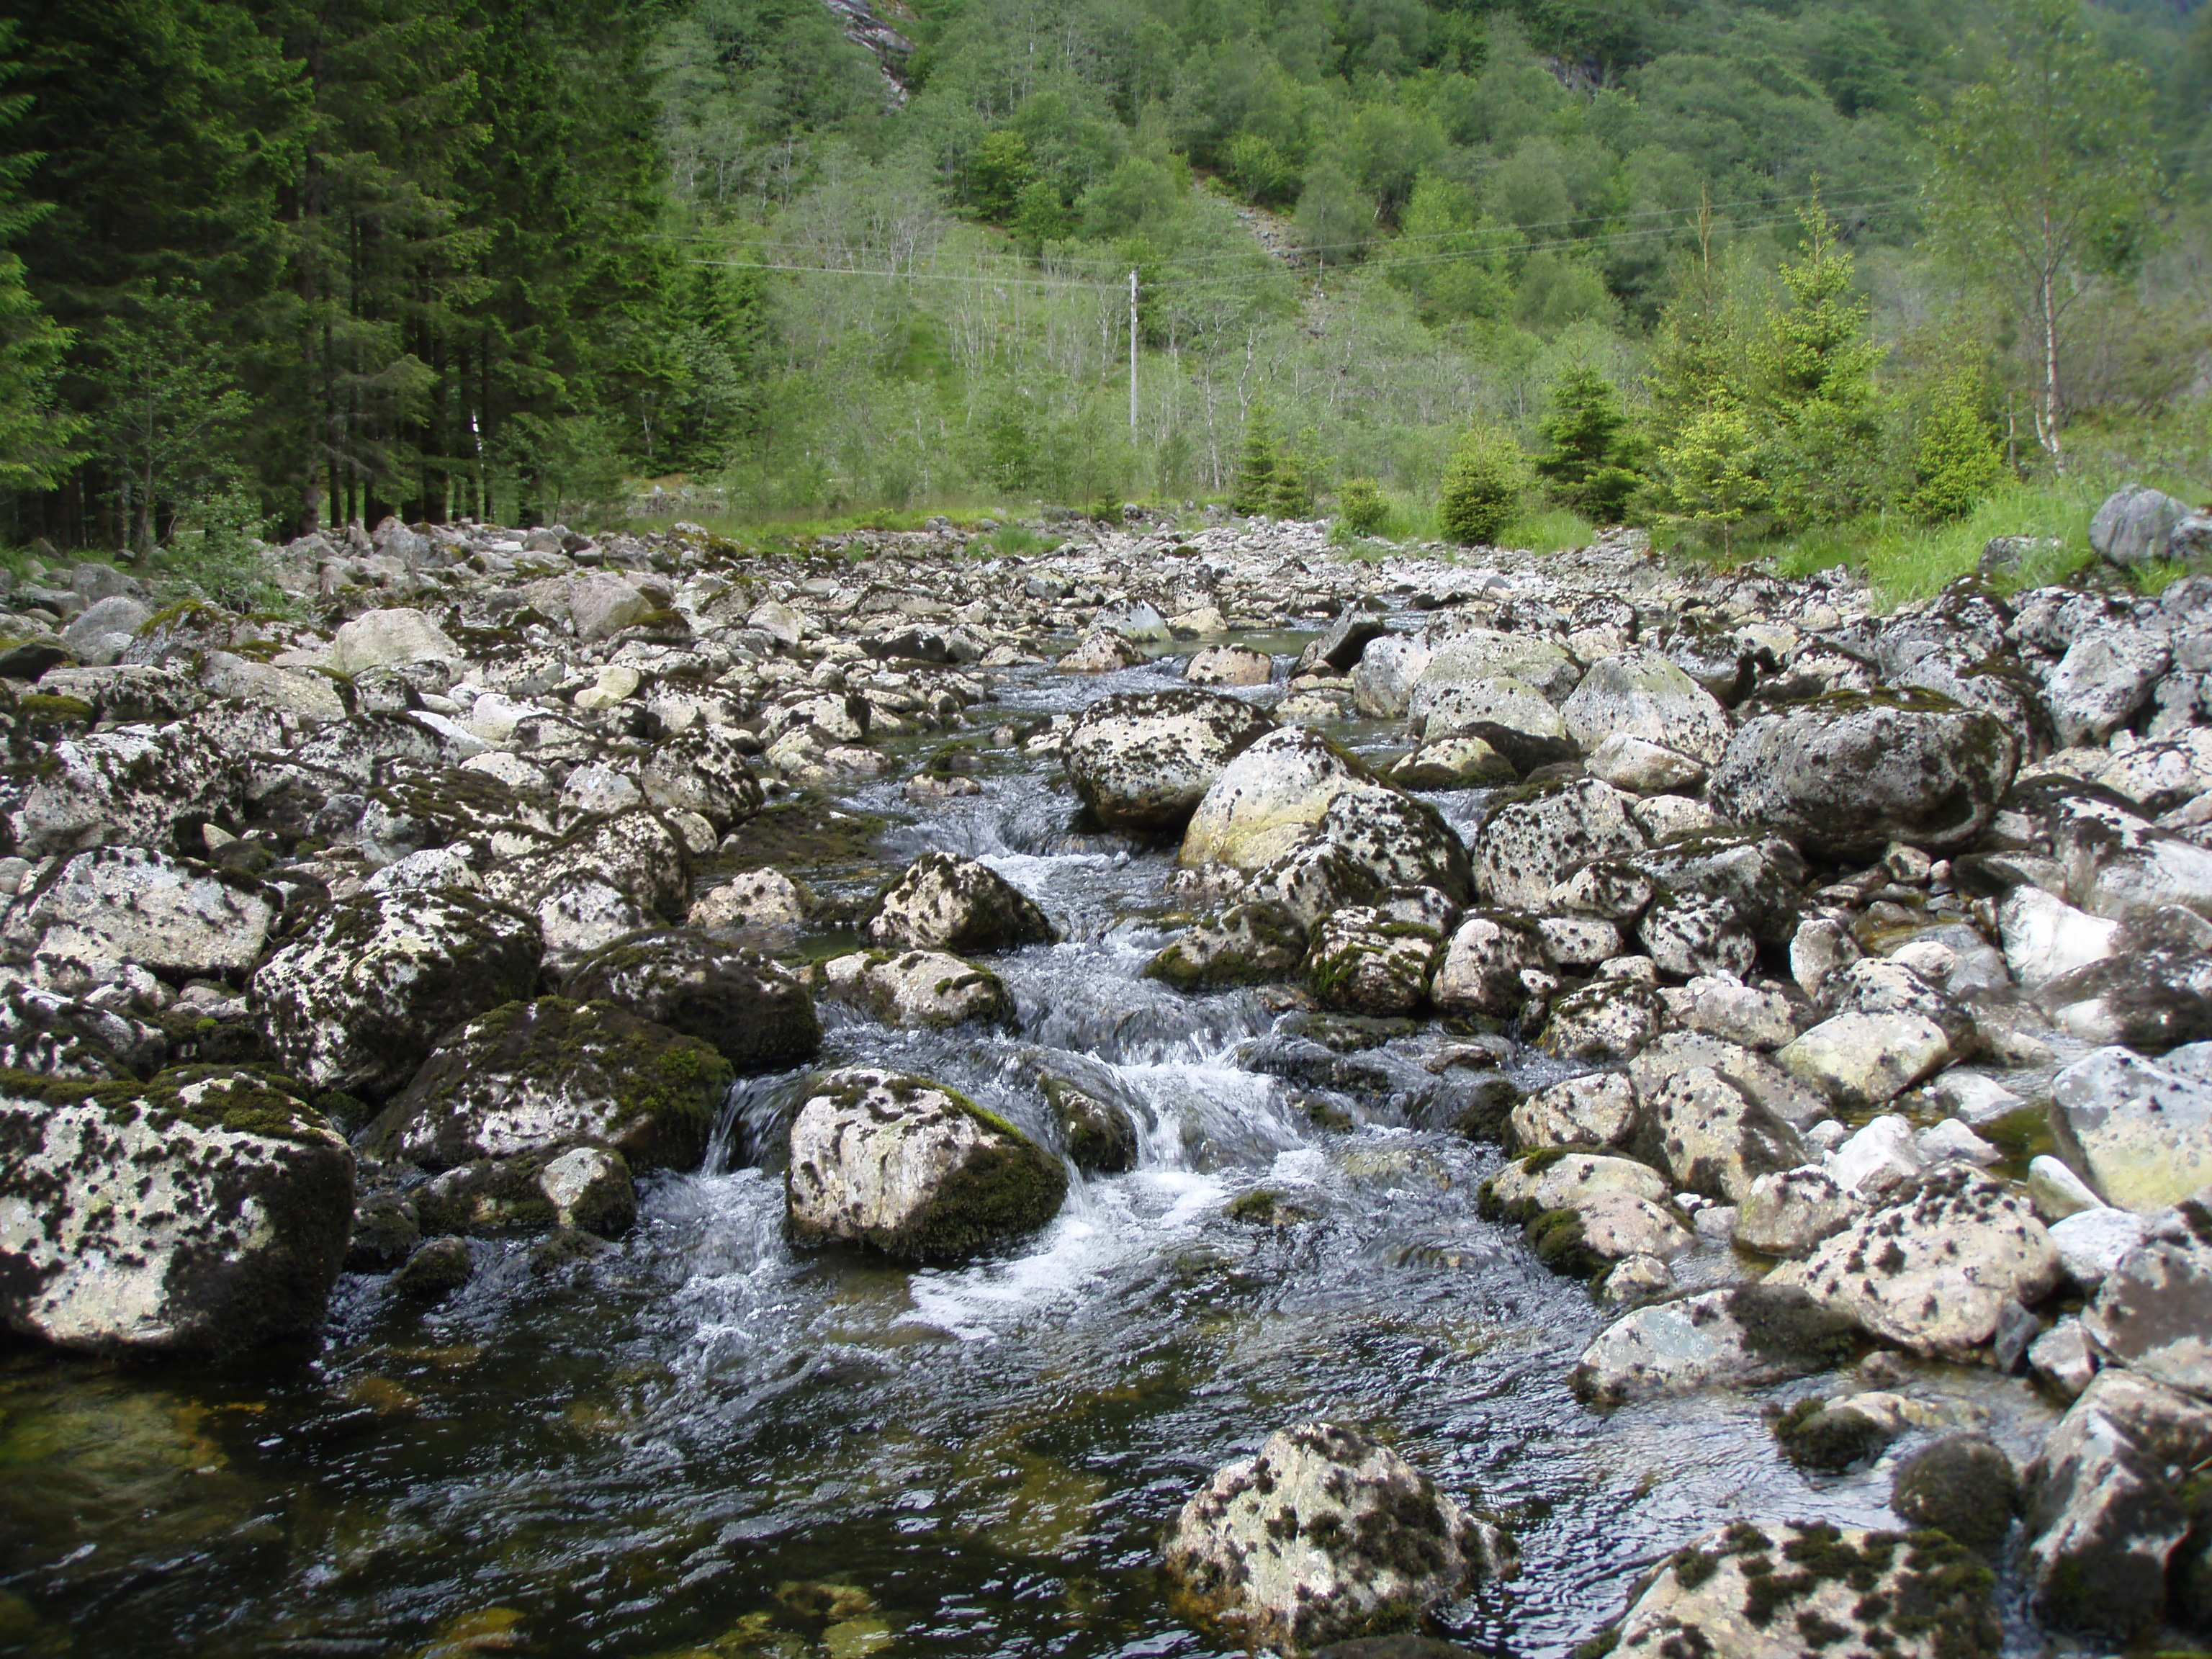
xmin=0 ymin=506 xmax=2209 ymax=1657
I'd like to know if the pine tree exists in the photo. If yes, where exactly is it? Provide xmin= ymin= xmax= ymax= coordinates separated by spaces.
xmin=1750 ymin=199 xmax=1887 ymax=531
xmin=1655 ymin=396 xmax=1767 ymax=554
xmin=1438 ymin=426 xmax=1527 ymax=546
xmin=1534 ymin=364 xmax=1641 ymax=523
xmin=0 ymin=21 xmax=75 ymax=496
xmin=1907 ymin=369 xmax=2006 ymax=523
xmin=1230 ymin=405 xmax=1280 ymax=516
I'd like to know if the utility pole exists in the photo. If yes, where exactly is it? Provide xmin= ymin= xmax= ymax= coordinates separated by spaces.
xmin=1128 ymin=269 xmax=1139 ymax=436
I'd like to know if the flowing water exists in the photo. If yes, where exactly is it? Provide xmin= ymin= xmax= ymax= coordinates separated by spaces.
xmin=0 ymin=635 xmax=2062 ymax=1659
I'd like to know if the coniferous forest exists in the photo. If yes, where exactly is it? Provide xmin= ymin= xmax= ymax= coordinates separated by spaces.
xmin=0 ymin=0 xmax=2206 ymax=562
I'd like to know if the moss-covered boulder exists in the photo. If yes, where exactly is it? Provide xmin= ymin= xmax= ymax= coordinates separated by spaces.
xmin=1044 ymin=1075 xmax=1138 ymax=1174
xmin=1708 ymin=689 xmax=2019 ymax=861
xmin=1471 ymin=778 xmax=1647 ymax=912
xmin=1572 ymin=1282 xmax=1859 ymax=1405
xmin=366 ymin=997 xmax=731 ymax=1173
xmin=1179 ymin=727 xmax=1373 ymax=873
xmin=639 ymin=724 xmax=766 ymax=832
xmin=0 ymin=1067 xmax=354 ymax=1354
xmin=9 ymin=721 xmax=243 ymax=857
xmin=251 ymin=888 xmax=543 ymax=1101
xmin=1145 ymin=902 xmax=1308 ymax=992
xmin=1305 ymin=907 xmax=1441 ymax=1016
xmin=1586 ymin=1521 xmax=1998 ymax=1659
xmin=13 ymin=845 xmax=274 ymax=980
xmin=1891 ymin=1434 xmax=2018 ymax=1550
xmin=783 ymin=1066 xmax=1065 ymax=1261
xmin=411 ymin=1143 xmax=637 ymax=1240
xmin=820 ymin=948 xmax=1012 ymax=1031
xmin=1161 ymin=1421 xmax=1514 ymax=1656
xmin=863 ymin=851 xmax=1055 ymax=955
xmin=564 ymin=929 xmax=822 ymax=1071
xmin=1063 ymin=688 xmax=1275 ymax=831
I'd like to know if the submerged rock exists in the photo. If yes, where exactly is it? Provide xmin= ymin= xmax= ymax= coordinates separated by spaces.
xmin=1588 ymin=1521 xmax=1999 ymax=1659
xmin=0 ymin=1069 xmax=354 ymax=1354
xmin=1161 ymin=1421 xmax=1511 ymax=1655
xmin=783 ymin=1066 xmax=1065 ymax=1260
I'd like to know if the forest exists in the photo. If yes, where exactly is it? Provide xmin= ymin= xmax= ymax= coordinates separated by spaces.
xmin=0 ymin=0 xmax=2207 ymax=571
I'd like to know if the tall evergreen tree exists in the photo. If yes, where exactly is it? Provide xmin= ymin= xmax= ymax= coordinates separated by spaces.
xmin=0 ymin=20 xmax=75 ymax=498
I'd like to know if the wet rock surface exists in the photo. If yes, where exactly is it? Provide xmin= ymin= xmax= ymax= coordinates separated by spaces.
xmin=2 ymin=516 xmax=2210 ymax=1655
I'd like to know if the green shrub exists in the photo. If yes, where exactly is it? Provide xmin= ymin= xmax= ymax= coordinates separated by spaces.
xmin=1230 ymin=405 xmax=1280 ymax=516
xmin=1534 ymin=364 xmax=1643 ymax=523
xmin=1907 ymin=374 xmax=2007 ymax=523
xmin=1337 ymin=477 xmax=1390 ymax=535
xmin=1438 ymin=426 xmax=1528 ymax=546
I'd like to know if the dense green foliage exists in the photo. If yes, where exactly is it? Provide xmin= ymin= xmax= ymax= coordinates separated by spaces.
xmin=0 ymin=0 xmax=2205 ymax=551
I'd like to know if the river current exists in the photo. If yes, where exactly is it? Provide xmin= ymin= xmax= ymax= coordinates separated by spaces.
xmin=0 ymin=629 xmax=2059 ymax=1659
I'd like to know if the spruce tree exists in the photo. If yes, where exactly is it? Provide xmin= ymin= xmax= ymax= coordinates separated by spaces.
xmin=1534 ymin=364 xmax=1641 ymax=523
xmin=1230 ymin=405 xmax=1280 ymax=516
xmin=1750 ymin=199 xmax=1887 ymax=530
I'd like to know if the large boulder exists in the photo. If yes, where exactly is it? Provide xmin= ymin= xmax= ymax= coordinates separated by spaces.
xmin=2050 ymin=1043 xmax=2212 ymax=1213
xmin=1561 ymin=651 xmax=1732 ymax=766
xmin=1588 ymin=1522 xmax=2000 ymax=1659
xmin=251 ymin=889 xmax=543 ymax=1100
xmin=364 ymin=997 xmax=732 ymax=1172
xmin=2046 ymin=626 xmax=2171 ymax=747
xmin=1305 ymin=907 xmax=1440 ymax=1015
xmin=1473 ymin=778 xmax=1646 ymax=911
xmin=9 ymin=722 xmax=242 ymax=857
xmin=2090 ymin=484 xmax=2191 ymax=570
xmin=864 ymin=852 xmax=1055 ymax=953
xmin=2043 ymin=788 xmax=2212 ymax=920
xmin=1411 ymin=629 xmax=1580 ymax=706
xmin=1318 ymin=786 xmax=1473 ymax=902
xmin=820 ymin=948 xmax=1014 ymax=1030
xmin=330 ymin=606 xmax=459 ymax=673
xmin=1063 ymin=690 xmax=1275 ymax=831
xmin=2081 ymin=1187 xmax=2212 ymax=1396
xmin=1635 ymin=1064 xmax=1804 ymax=1202
xmin=1416 ymin=676 xmax=1573 ymax=771
xmin=563 ymin=930 xmax=822 ymax=1072
xmin=783 ymin=1066 xmax=1065 ymax=1260
xmin=1161 ymin=1422 xmax=1511 ymax=1656
xmin=2025 ymin=1366 xmax=2212 ymax=1639
xmin=1180 ymin=728 xmax=1371 ymax=873
xmin=566 ymin=571 xmax=655 ymax=642
xmin=638 ymin=726 xmax=765 ymax=832
xmin=0 ymin=1069 xmax=354 ymax=1354
xmin=1768 ymin=1168 xmax=2061 ymax=1360
xmin=12 ymin=847 xmax=273 ymax=979
xmin=1707 ymin=691 xmax=2018 ymax=860
xmin=1146 ymin=902 xmax=1309 ymax=991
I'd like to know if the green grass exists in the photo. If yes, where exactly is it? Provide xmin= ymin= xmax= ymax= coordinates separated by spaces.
xmin=1326 ymin=487 xmax=1594 ymax=557
xmin=1497 ymin=505 xmax=1599 ymax=555
xmin=1680 ymin=470 xmax=2205 ymax=611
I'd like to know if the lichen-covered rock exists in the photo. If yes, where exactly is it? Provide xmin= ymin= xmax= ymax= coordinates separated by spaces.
xmin=1161 ymin=1422 xmax=1511 ymax=1656
xmin=1187 ymin=643 xmax=1273 ymax=687
xmin=1305 ymin=907 xmax=1439 ymax=1015
xmin=1473 ymin=778 xmax=1646 ymax=911
xmin=2080 ymin=1187 xmax=2212 ymax=1397
xmin=9 ymin=722 xmax=243 ymax=857
xmin=2046 ymin=626 xmax=2171 ymax=747
xmin=329 ymin=606 xmax=459 ymax=673
xmin=2090 ymin=482 xmax=2190 ymax=569
xmin=1430 ymin=911 xmax=1546 ymax=1017
xmin=864 ymin=852 xmax=1055 ymax=954
xmin=1562 ymin=650 xmax=1732 ymax=765
xmin=0 ymin=984 xmax=165 ymax=1079
xmin=2025 ymin=1366 xmax=2212 ymax=1639
xmin=12 ymin=846 xmax=273 ymax=979
xmin=1416 ymin=675 xmax=1573 ymax=770
xmin=638 ymin=725 xmax=765 ymax=832
xmin=1058 ymin=628 xmax=1146 ymax=672
xmin=1389 ymin=734 xmax=1517 ymax=791
xmin=2050 ymin=1042 xmax=2212 ymax=1213
xmin=1412 ymin=628 xmax=1580 ymax=705
xmin=688 ymin=868 xmax=814 ymax=935
xmin=251 ymin=888 xmax=543 ymax=1100
xmin=1509 ymin=1071 xmax=1637 ymax=1152
xmin=1639 ymin=889 xmax=1755 ymax=981
xmin=1063 ymin=689 xmax=1275 ymax=830
xmin=1588 ymin=1521 xmax=1999 ymax=1659
xmin=822 ymin=948 xmax=1013 ymax=1030
xmin=537 ymin=1146 xmax=637 ymax=1237
xmin=1318 ymin=786 xmax=1473 ymax=902
xmin=1145 ymin=901 xmax=1308 ymax=991
xmin=1768 ymin=1168 xmax=2061 ymax=1360
xmin=563 ymin=929 xmax=821 ymax=1072
xmin=0 ymin=1069 xmax=354 ymax=1354
xmin=1777 ymin=1011 xmax=1952 ymax=1110
xmin=1179 ymin=728 xmax=1372 ymax=873
xmin=410 ymin=1143 xmax=637 ymax=1239
xmin=1708 ymin=691 xmax=2018 ymax=860
xmin=2036 ymin=905 xmax=2212 ymax=1052
xmin=2042 ymin=786 xmax=2212 ymax=920
xmin=1737 ymin=1166 xmax=1858 ymax=1257
xmin=1482 ymin=1151 xmax=1691 ymax=1275
xmin=365 ymin=997 xmax=732 ymax=1172
xmin=783 ymin=1066 xmax=1065 ymax=1260
xmin=1637 ymin=1064 xmax=1804 ymax=1202
xmin=1571 ymin=1283 xmax=1858 ymax=1403
xmin=1540 ymin=979 xmax=1665 ymax=1063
